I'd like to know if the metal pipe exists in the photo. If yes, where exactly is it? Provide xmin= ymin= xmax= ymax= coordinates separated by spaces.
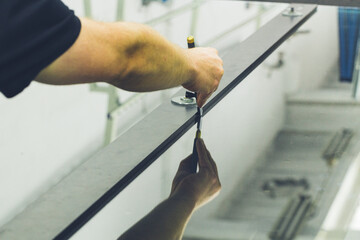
xmin=190 ymin=0 xmax=201 ymax=35
xmin=352 ymin=34 xmax=360 ymax=99
xmin=116 ymin=0 xmax=125 ymax=21
xmin=145 ymin=0 xmax=205 ymax=26
xmin=83 ymin=0 xmax=92 ymax=18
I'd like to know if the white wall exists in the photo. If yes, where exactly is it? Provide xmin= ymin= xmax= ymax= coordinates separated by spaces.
xmin=0 ymin=0 xmax=339 ymax=239
xmin=280 ymin=5 xmax=339 ymax=91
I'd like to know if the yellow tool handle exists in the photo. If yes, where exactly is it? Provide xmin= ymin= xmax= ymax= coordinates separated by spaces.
xmin=187 ymin=36 xmax=195 ymax=48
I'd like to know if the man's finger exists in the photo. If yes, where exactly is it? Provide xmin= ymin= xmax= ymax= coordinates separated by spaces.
xmin=197 ymin=139 xmax=219 ymax=177
xmin=205 ymin=147 xmax=219 ymax=177
xmin=197 ymin=93 xmax=210 ymax=108
xmin=196 ymin=139 xmax=213 ymax=172
xmin=176 ymin=154 xmax=195 ymax=173
xmin=196 ymin=95 xmax=205 ymax=108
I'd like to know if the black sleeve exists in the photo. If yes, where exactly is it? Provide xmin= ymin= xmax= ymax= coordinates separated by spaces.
xmin=0 ymin=0 xmax=81 ymax=98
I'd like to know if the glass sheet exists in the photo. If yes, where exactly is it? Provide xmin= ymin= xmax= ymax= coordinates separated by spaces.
xmin=73 ymin=4 xmax=360 ymax=240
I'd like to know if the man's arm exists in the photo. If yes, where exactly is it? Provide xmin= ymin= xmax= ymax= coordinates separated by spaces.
xmin=35 ymin=18 xmax=223 ymax=107
xmin=118 ymin=195 xmax=194 ymax=240
xmin=119 ymin=139 xmax=221 ymax=240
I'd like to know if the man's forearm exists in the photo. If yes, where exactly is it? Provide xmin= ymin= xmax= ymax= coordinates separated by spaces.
xmin=108 ymin=22 xmax=195 ymax=92
xmin=36 ymin=18 xmax=194 ymax=91
xmin=119 ymin=196 xmax=195 ymax=240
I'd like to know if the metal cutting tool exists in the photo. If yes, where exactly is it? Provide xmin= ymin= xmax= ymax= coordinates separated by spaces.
xmin=186 ymin=36 xmax=202 ymax=173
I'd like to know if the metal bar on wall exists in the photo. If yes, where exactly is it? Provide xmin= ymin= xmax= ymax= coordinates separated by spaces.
xmin=83 ymin=0 xmax=92 ymax=18
xmin=0 ymin=4 xmax=317 ymax=240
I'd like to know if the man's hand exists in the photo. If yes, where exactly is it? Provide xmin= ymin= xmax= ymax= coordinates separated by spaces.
xmin=183 ymin=48 xmax=224 ymax=107
xmin=36 ymin=19 xmax=223 ymax=108
xmin=119 ymin=139 xmax=220 ymax=240
xmin=170 ymin=139 xmax=221 ymax=209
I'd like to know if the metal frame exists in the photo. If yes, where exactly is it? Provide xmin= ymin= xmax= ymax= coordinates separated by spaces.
xmin=352 ymin=29 xmax=360 ymax=99
xmin=232 ymin=0 xmax=360 ymax=8
xmin=0 ymin=4 xmax=317 ymax=240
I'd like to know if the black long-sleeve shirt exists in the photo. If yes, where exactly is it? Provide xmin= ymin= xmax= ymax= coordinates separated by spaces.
xmin=0 ymin=0 xmax=81 ymax=98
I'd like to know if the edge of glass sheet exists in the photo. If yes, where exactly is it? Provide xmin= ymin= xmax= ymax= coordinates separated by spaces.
xmin=0 ymin=4 xmax=317 ymax=240
xmin=232 ymin=0 xmax=360 ymax=7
